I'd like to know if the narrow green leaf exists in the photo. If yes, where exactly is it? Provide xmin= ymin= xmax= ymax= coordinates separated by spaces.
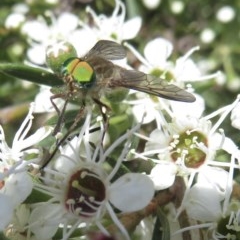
xmin=152 ymin=208 xmax=170 ymax=240
xmin=25 ymin=188 xmax=52 ymax=204
xmin=0 ymin=63 xmax=63 ymax=87
xmin=0 ymin=232 xmax=10 ymax=240
xmin=125 ymin=0 xmax=141 ymax=18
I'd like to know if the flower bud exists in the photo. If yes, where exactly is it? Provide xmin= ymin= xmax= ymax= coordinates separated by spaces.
xmin=46 ymin=41 xmax=77 ymax=74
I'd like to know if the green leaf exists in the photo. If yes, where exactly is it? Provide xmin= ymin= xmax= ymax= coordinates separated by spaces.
xmin=0 ymin=63 xmax=63 ymax=87
xmin=152 ymin=208 xmax=170 ymax=240
xmin=0 ymin=232 xmax=10 ymax=240
xmin=24 ymin=188 xmax=52 ymax=204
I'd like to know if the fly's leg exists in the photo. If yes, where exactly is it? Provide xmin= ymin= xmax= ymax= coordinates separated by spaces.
xmin=50 ymin=93 xmax=69 ymax=136
xmin=41 ymin=98 xmax=110 ymax=169
xmin=93 ymin=98 xmax=111 ymax=141
xmin=41 ymin=102 xmax=86 ymax=169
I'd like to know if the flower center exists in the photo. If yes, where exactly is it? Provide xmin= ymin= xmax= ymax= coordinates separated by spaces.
xmin=170 ymin=130 xmax=208 ymax=168
xmin=150 ymin=68 xmax=175 ymax=82
xmin=65 ymin=168 xmax=106 ymax=218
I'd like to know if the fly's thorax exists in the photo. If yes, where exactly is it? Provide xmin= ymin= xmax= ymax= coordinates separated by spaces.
xmin=61 ymin=57 xmax=96 ymax=89
xmin=87 ymin=56 xmax=115 ymax=86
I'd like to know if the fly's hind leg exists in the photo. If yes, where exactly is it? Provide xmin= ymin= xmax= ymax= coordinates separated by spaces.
xmin=92 ymin=98 xmax=111 ymax=141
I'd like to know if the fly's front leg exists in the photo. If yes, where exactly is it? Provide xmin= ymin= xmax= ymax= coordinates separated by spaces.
xmin=41 ymin=102 xmax=86 ymax=169
xmin=50 ymin=93 xmax=68 ymax=136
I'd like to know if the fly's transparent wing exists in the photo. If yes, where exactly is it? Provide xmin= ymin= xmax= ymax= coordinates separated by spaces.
xmin=108 ymin=69 xmax=196 ymax=102
xmin=84 ymin=40 xmax=126 ymax=61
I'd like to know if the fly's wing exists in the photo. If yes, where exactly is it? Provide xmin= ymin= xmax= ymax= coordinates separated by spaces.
xmin=108 ymin=68 xmax=196 ymax=102
xmin=84 ymin=40 xmax=126 ymax=61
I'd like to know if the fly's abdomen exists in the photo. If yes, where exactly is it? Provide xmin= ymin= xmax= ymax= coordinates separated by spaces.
xmin=62 ymin=57 xmax=96 ymax=89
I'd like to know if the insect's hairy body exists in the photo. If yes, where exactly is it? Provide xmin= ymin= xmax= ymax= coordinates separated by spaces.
xmin=62 ymin=56 xmax=120 ymax=102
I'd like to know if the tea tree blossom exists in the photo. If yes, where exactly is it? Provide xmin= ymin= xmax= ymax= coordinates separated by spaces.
xmin=173 ymin=157 xmax=239 ymax=239
xmin=125 ymin=37 xmax=220 ymax=124
xmin=21 ymin=12 xmax=79 ymax=65
xmin=133 ymin=96 xmax=240 ymax=193
xmin=28 ymin=108 xmax=154 ymax=240
xmin=84 ymin=0 xmax=142 ymax=42
xmin=19 ymin=0 xmax=141 ymax=65
xmin=126 ymin=37 xmax=220 ymax=84
xmin=0 ymin=103 xmax=52 ymax=231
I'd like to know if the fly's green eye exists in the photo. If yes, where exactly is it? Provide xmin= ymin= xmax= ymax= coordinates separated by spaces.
xmin=62 ymin=58 xmax=95 ymax=88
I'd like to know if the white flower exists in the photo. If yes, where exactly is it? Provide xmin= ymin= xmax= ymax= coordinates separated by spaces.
xmin=124 ymin=37 xmax=221 ymax=124
xmin=30 ymin=108 xmax=154 ymax=240
xmin=5 ymin=3 xmax=28 ymax=29
xmin=200 ymin=28 xmax=216 ymax=44
xmin=0 ymin=103 xmax=52 ymax=231
xmin=172 ymin=161 xmax=238 ymax=239
xmin=170 ymin=1 xmax=185 ymax=14
xmin=71 ymin=0 xmax=142 ymax=57
xmin=84 ymin=0 xmax=142 ymax=43
xmin=21 ymin=12 xmax=79 ymax=65
xmin=141 ymin=116 xmax=215 ymax=173
xmin=141 ymin=96 xmax=239 ymax=170
xmin=128 ymin=37 xmax=220 ymax=84
xmin=216 ymin=6 xmax=235 ymax=23
xmin=133 ymin=96 xmax=240 ymax=194
xmin=0 ymin=103 xmax=52 ymax=164
xmin=21 ymin=0 xmax=141 ymax=65
xmin=142 ymin=0 xmax=161 ymax=10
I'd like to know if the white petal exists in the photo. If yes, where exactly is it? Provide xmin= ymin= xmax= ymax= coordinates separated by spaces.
xmin=109 ymin=173 xmax=154 ymax=212
xmin=21 ymin=20 xmax=49 ymax=42
xmin=4 ymin=172 xmax=33 ymax=205
xmin=174 ymin=58 xmax=201 ymax=81
xmin=122 ymin=17 xmax=142 ymax=40
xmin=132 ymin=98 xmax=156 ymax=124
xmin=170 ymin=94 xmax=205 ymax=118
xmin=0 ymin=194 xmax=14 ymax=230
xmin=231 ymin=102 xmax=240 ymax=130
xmin=70 ymin=29 xmax=97 ymax=57
xmin=144 ymin=38 xmax=173 ymax=66
xmin=149 ymin=162 xmax=177 ymax=190
xmin=17 ymin=126 xmax=52 ymax=151
xmin=197 ymin=167 xmax=229 ymax=200
xmin=144 ymin=129 xmax=170 ymax=152
xmin=5 ymin=13 xmax=25 ymax=29
xmin=26 ymin=45 xmax=46 ymax=65
xmin=34 ymin=86 xmax=59 ymax=113
xmin=29 ymin=204 xmax=62 ymax=239
xmin=185 ymin=184 xmax=222 ymax=221
xmin=210 ymin=133 xmax=237 ymax=154
xmin=57 ymin=12 xmax=79 ymax=34
xmin=142 ymin=0 xmax=161 ymax=9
